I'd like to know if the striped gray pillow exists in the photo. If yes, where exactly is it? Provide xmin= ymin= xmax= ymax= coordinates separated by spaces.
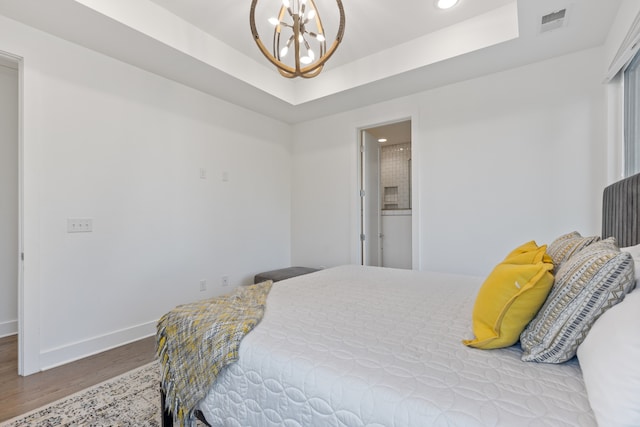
xmin=520 ymin=238 xmax=635 ymax=363
xmin=546 ymin=231 xmax=600 ymax=269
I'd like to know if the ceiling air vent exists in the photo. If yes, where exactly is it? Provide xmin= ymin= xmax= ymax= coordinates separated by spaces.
xmin=540 ymin=8 xmax=567 ymax=33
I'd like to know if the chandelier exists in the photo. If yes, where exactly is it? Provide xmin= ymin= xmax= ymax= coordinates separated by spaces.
xmin=250 ymin=0 xmax=345 ymax=78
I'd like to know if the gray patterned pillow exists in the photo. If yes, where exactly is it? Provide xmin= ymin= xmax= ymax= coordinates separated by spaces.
xmin=546 ymin=231 xmax=600 ymax=269
xmin=520 ymin=238 xmax=635 ymax=363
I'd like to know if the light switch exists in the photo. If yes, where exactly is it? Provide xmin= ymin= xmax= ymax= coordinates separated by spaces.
xmin=67 ymin=218 xmax=93 ymax=233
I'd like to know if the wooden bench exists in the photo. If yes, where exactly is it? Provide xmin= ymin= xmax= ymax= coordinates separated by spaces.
xmin=254 ymin=267 xmax=319 ymax=284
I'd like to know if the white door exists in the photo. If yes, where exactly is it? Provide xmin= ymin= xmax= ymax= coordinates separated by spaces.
xmin=361 ymin=130 xmax=381 ymax=266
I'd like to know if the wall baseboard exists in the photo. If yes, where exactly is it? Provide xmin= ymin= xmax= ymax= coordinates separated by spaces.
xmin=39 ymin=320 xmax=157 ymax=371
xmin=0 ymin=319 xmax=18 ymax=338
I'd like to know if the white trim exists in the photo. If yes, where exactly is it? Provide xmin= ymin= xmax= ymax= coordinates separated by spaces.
xmin=0 ymin=49 xmax=30 ymax=375
xmin=39 ymin=320 xmax=157 ymax=371
xmin=351 ymin=126 xmax=363 ymax=265
xmin=17 ymin=53 xmax=38 ymax=376
xmin=0 ymin=319 xmax=18 ymax=338
xmin=410 ymin=116 xmax=421 ymax=271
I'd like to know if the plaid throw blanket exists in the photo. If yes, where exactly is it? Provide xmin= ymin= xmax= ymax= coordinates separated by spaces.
xmin=156 ymin=281 xmax=273 ymax=426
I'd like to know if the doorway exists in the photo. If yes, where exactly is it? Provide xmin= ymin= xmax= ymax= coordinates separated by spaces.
xmin=359 ymin=120 xmax=412 ymax=269
xmin=0 ymin=54 xmax=19 ymax=350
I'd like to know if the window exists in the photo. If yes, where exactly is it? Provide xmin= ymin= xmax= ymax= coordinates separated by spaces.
xmin=624 ymin=51 xmax=640 ymax=176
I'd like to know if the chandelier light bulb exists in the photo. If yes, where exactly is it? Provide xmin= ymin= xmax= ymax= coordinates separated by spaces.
xmin=307 ymin=9 xmax=316 ymax=20
xmin=280 ymin=46 xmax=289 ymax=57
xmin=268 ymin=17 xmax=280 ymax=26
xmin=282 ymin=0 xmax=290 ymax=7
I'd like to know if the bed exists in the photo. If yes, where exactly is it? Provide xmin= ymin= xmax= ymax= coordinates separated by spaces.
xmin=158 ymin=173 xmax=640 ymax=427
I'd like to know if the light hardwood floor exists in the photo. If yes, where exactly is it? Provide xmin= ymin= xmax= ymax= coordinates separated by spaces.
xmin=0 ymin=334 xmax=156 ymax=422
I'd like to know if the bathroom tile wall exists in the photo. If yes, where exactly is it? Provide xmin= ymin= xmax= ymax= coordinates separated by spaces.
xmin=380 ymin=142 xmax=411 ymax=210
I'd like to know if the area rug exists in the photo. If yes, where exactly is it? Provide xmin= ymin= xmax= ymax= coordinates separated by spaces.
xmin=0 ymin=362 xmax=202 ymax=427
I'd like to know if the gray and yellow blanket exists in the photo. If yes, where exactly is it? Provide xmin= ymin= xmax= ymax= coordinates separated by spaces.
xmin=156 ymin=280 xmax=273 ymax=426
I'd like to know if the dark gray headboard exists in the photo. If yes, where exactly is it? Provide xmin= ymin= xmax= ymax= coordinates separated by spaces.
xmin=602 ymin=172 xmax=640 ymax=247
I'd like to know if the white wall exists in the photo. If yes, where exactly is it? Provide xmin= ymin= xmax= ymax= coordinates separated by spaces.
xmin=0 ymin=58 xmax=18 ymax=338
xmin=291 ymin=47 xmax=607 ymax=277
xmin=0 ymin=11 xmax=614 ymax=374
xmin=0 ymin=14 xmax=292 ymax=373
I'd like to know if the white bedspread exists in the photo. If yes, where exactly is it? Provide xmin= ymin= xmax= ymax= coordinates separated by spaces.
xmin=199 ymin=265 xmax=595 ymax=426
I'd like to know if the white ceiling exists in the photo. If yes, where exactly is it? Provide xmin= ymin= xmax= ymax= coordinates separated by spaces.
xmin=366 ymin=120 xmax=412 ymax=147
xmin=0 ymin=0 xmax=623 ymax=123
xmin=149 ymin=0 xmax=516 ymax=70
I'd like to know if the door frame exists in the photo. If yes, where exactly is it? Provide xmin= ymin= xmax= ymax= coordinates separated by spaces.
xmin=0 ymin=49 xmax=32 ymax=376
xmin=355 ymin=114 xmax=419 ymax=269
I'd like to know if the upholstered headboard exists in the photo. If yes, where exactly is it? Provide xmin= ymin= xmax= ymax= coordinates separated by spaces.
xmin=602 ymin=172 xmax=640 ymax=247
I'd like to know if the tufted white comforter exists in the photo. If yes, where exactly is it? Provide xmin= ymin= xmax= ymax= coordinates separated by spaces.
xmin=198 ymin=265 xmax=595 ymax=427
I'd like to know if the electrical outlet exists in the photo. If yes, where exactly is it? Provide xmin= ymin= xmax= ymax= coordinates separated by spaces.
xmin=67 ymin=218 xmax=93 ymax=233
xmin=221 ymin=276 xmax=229 ymax=287
xmin=199 ymin=280 xmax=207 ymax=292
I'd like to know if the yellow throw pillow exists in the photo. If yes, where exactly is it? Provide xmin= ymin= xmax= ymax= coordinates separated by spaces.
xmin=463 ymin=251 xmax=554 ymax=349
xmin=504 ymin=240 xmax=539 ymax=259
xmin=503 ymin=241 xmax=552 ymax=265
